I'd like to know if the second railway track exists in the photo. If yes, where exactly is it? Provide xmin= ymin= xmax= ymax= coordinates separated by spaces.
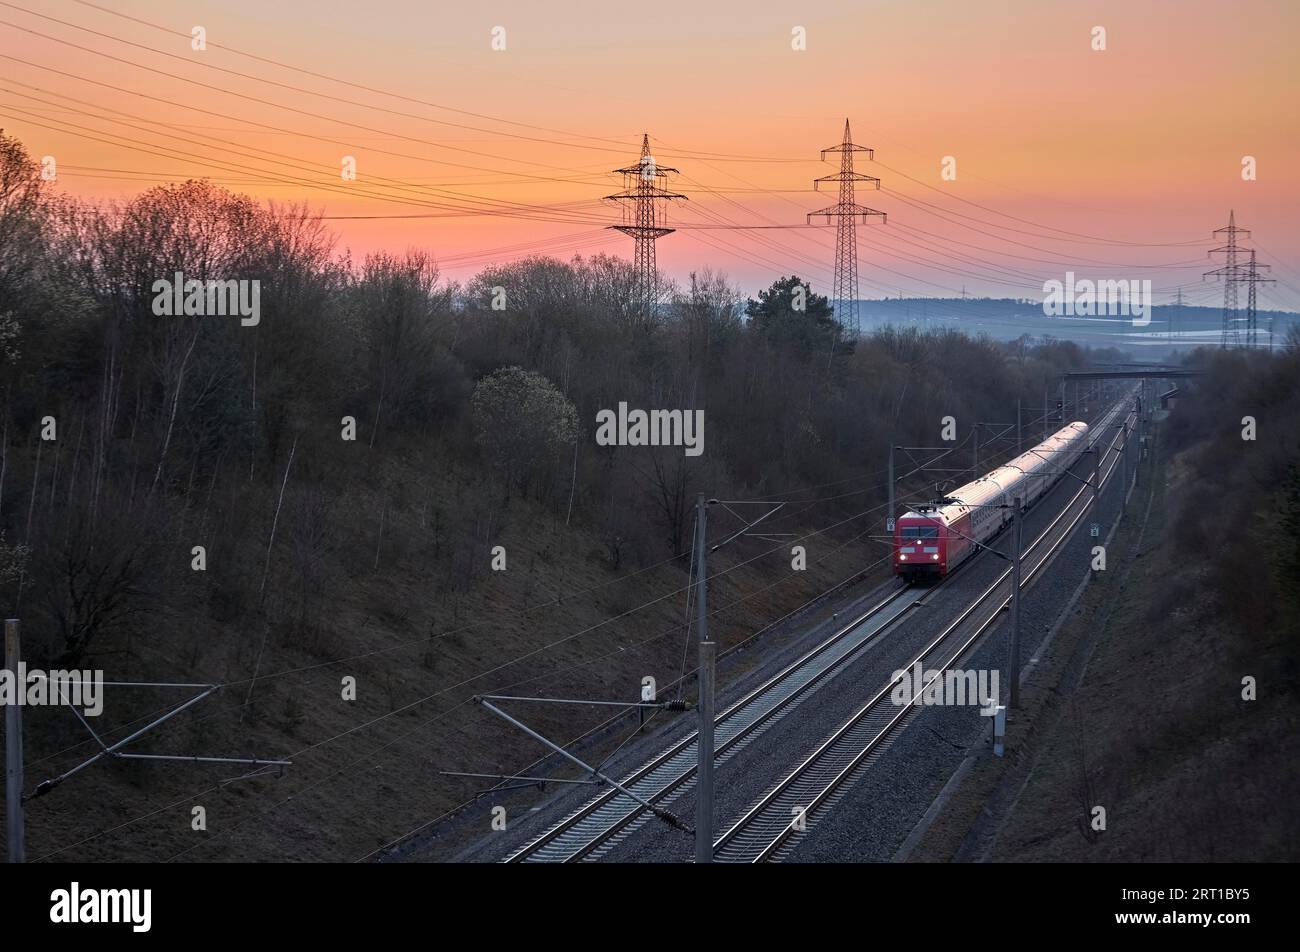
xmin=505 ymin=581 xmax=920 ymax=861
xmin=506 ymin=398 xmax=1134 ymax=863
xmin=712 ymin=404 xmax=1135 ymax=861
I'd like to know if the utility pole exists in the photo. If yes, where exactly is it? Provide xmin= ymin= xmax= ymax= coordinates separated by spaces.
xmin=1091 ymin=444 xmax=1100 ymax=515
xmin=808 ymin=120 xmax=885 ymax=338
xmin=1009 ymin=499 xmax=1023 ymax=708
xmin=887 ymin=443 xmax=895 ymax=538
xmin=1121 ymin=418 xmax=1129 ymax=508
xmin=1042 ymin=383 xmax=1048 ymax=440
xmin=605 ymin=134 xmax=686 ymax=323
xmin=694 ymin=494 xmax=714 ymax=864
xmin=972 ymin=422 xmax=979 ymax=479
xmin=1016 ymin=397 xmax=1022 ymax=455
xmin=5 ymin=619 xmax=24 ymax=863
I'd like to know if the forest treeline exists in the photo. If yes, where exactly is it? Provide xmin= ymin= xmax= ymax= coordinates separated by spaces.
xmin=6 ymin=126 xmax=1300 ymax=861
xmin=0 ymin=128 xmax=1136 ymax=669
xmin=1163 ymin=338 xmax=1300 ymax=633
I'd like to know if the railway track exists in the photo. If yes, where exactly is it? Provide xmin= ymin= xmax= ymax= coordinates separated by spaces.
xmin=505 ymin=397 xmax=1134 ymax=864
xmin=712 ymin=404 xmax=1136 ymax=862
xmin=504 ymin=582 xmax=921 ymax=861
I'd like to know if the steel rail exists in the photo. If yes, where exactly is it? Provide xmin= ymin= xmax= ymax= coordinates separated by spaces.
xmin=504 ymin=583 xmax=917 ymax=861
xmin=713 ymin=406 xmax=1135 ymax=861
xmin=505 ymin=398 xmax=1133 ymax=863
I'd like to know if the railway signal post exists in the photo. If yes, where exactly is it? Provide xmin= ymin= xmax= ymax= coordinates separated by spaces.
xmin=1009 ymin=498 xmax=1024 ymax=709
xmin=694 ymin=493 xmax=715 ymax=863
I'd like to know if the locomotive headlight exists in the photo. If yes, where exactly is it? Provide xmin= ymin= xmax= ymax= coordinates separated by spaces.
xmin=932 ymin=553 xmax=940 ymax=560
xmin=899 ymin=554 xmax=907 ymax=560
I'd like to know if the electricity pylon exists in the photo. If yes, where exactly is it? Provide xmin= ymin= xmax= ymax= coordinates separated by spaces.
xmin=1205 ymin=211 xmax=1273 ymax=349
xmin=808 ymin=120 xmax=886 ymax=338
xmin=1243 ymin=250 xmax=1274 ymax=349
xmin=606 ymin=134 xmax=686 ymax=323
xmin=1205 ymin=210 xmax=1249 ymax=348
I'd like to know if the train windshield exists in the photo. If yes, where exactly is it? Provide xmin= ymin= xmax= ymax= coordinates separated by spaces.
xmin=901 ymin=526 xmax=940 ymax=538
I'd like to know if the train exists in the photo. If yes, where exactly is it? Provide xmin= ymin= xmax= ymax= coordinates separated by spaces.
xmin=892 ymin=420 xmax=1094 ymax=584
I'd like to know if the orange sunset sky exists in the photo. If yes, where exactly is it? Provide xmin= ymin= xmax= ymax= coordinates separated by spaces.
xmin=2 ymin=0 xmax=1298 ymax=307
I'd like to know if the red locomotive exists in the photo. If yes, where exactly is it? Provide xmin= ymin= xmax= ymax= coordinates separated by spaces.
xmin=893 ymin=420 xmax=1094 ymax=584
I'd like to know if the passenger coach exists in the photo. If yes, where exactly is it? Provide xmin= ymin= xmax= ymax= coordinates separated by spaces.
xmin=893 ymin=421 xmax=1091 ymax=584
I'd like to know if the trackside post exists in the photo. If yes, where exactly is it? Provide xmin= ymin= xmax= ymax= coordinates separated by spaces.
xmin=5 ymin=618 xmax=24 ymax=863
xmin=695 ymin=494 xmax=714 ymax=863
xmin=1009 ymin=499 xmax=1023 ymax=708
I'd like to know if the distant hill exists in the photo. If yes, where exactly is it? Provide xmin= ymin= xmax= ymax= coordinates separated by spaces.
xmin=851 ymin=298 xmax=1299 ymax=359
